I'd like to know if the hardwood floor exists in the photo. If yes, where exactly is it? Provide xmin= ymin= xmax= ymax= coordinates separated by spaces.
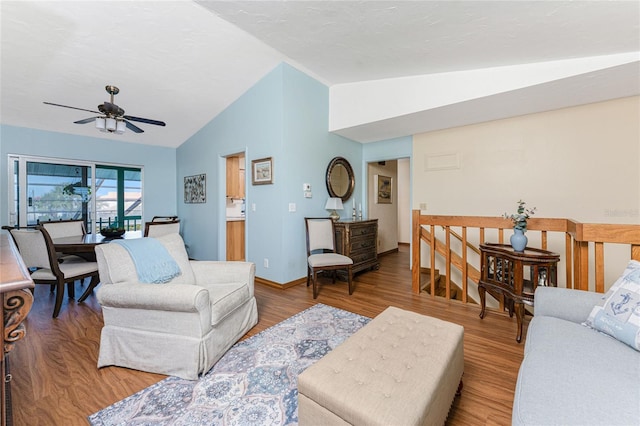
xmin=11 ymin=245 xmax=525 ymax=425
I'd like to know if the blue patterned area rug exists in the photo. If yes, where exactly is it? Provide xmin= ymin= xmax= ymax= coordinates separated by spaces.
xmin=88 ymin=303 xmax=370 ymax=425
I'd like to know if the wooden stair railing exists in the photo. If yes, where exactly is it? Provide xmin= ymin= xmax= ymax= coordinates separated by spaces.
xmin=412 ymin=210 xmax=640 ymax=301
xmin=439 ymin=226 xmax=499 ymax=305
xmin=443 ymin=226 xmax=481 ymax=255
xmin=420 ymin=226 xmax=480 ymax=303
xmin=419 ymin=267 xmax=464 ymax=301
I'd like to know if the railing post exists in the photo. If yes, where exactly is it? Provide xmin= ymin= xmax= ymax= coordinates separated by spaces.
xmin=412 ymin=210 xmax=421 ymax=294
xmin=574 ymin=240 xmax=589 ymax=291
xmin=445 ymin=226 xmax=451 ymax=299
xmin=565 ymin=233 xmax=573 ymax=289
xmin=461 ymin=227 xmax=468 ymax=303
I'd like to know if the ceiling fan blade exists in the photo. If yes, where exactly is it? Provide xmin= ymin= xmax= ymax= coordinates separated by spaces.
xmin=124 ymin=120 xmax=144 ymax=133
xmin=43 ymin=102 xmax=100 ymax=114
xmin=74 ymin=117 xmax=98 ymax=125
xmin=123 ymin=115 xmax=166 ymax=127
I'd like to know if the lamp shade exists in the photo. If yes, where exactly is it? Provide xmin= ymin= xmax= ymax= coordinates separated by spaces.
xmin=325 ymin=197 xmax=343 ymax=210
xmin=106 ymin=117 xmax=117 ymax=131
xmin=95 ymin=117 xmax=106 ymax=131
xmin=115 ymin=119 xmax=126 ymax=134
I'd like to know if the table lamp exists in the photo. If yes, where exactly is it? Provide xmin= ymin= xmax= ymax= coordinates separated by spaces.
xmin=325 ymin=197 xmax=343 ymax=221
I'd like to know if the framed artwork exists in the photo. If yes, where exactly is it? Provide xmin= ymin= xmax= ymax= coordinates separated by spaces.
xmin=251 ymin=157 xmax=273 ymax=185
xmin=184 ymin=173 xmax=206 ymax=203
xmin=376 ymin=175 xmax=392 ymax=204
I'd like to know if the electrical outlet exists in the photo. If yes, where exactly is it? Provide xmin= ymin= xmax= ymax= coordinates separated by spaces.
xmin=289 ymin=203 xmax=296 ymax=212
xmin=420 ymin=203 xmax=427 ymax=211
xmin=264 ymin=258 xmax=269 ymax=268
xmin=252 ymin=203 xmax=256 ymax=212
xmin=304 ymin=191 xmax=312 ymax=198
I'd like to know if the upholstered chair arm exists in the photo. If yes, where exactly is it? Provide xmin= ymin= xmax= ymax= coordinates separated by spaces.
xmin=97 ymin=282 xmax=210 ymax=312
xmin=190 ymin=261 xmax=255 ymax=291
xmin=534 ymin=286 xmax=604 ymax=324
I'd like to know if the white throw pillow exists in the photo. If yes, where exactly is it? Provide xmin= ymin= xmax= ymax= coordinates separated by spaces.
xmin=584 ymin=260 xmax=640 ymax=351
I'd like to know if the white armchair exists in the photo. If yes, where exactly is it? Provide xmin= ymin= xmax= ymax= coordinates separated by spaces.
xmin=94 ymin=233 xmax=258 ymax=380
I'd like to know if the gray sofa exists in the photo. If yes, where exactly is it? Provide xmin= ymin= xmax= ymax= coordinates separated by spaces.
xmin=512 ymin=287 xmax=640 ymax=425
xmin=95 ymin=233 xmax=258 ymax=380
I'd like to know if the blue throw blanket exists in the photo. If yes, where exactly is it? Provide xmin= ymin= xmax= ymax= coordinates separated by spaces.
xmin=113 ymin=238 xmax=181 ymax=284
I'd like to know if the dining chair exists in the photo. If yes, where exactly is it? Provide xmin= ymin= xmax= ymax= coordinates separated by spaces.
xmin=151 ymin=216 xmax=179 ymax=222
xmin=144 ymin=218 xmax=181 ymax=237
xmin=8 ymin=226 xmax=100 ymax=318
xmin=40 ymin=219 xmax=86 ymax=238
xmin=304 ymin=217 xmax=354 ymax=299
xmin=40 ymin=219 xmax=88 ymax=263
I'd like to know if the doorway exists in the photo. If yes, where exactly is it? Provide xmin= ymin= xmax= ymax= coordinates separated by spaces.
xmin=225 ymin=153 xmax=246 ymax=261
xmin=367 ymin=158 xmax=411 ymax=257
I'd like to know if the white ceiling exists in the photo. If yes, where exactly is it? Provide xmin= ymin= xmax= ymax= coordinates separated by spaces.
xmin=1 ymin=1 xmax=638 ymax=149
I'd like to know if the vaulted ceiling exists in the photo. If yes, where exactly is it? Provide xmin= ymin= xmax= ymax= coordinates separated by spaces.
xmin=1 ymin=1 xmax=638 ymax=148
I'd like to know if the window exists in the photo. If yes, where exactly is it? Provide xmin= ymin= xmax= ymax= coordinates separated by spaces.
xmin=95 ymin=166 xmax=142 ymax=231
xmin=7 ymin=155 xmax=143 ymax=232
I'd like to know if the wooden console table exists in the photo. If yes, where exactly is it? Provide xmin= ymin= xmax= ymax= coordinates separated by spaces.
xmin=478 ymin=243 xmax=559 ymax=343
xmin=0 ymin=231 xmax=35 ymax=426
xmin=334 ymin=219 xmax=379 ymax=275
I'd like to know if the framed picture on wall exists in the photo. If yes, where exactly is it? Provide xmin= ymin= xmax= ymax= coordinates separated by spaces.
xmin=184 ymin=173 xmax=206 ymax=203
xmin=376 ymin=175 xmax=392 ymax=204
xmin=251 ymin=157 xmax=273 ymax=185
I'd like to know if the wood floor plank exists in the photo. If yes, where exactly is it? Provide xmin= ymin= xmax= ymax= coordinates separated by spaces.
xmin=10 ymin=245 xmax=525 ymax=425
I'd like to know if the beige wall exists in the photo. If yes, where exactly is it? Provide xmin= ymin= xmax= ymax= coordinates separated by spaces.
xmin=413 ymin=96 xmax=639 ymax=221
xmin=412 ymin=96 xmax=640 ymax=289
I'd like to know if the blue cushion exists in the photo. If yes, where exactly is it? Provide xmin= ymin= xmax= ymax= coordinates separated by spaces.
xmin=584 ymin=260 xmax=640 ymax=351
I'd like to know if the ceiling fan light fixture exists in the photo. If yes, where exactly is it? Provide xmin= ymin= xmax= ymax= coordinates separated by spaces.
xmin=45 ymin=85 xmax=166 ymax=135
xmin=115 ymin=119 xmax=126 ymax=134
xmin=95 ymin=117 xmax=106 ymax=131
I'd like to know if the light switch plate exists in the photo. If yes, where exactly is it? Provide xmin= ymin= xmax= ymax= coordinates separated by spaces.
xmin=289 ymin=203 xmax=296 ymax=212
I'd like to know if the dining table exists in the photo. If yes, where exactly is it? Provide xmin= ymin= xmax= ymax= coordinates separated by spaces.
xmin=52 ymin=230 xmax=142 ymax=302
xmin=52 ymin=230 xmax=142 ymax=256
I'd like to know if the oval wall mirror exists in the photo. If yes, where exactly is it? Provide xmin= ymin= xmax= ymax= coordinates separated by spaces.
xmin=326 ymin=157 xmax=355 ymax=202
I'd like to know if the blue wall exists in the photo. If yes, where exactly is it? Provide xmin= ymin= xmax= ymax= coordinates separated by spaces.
xmin=0 ymin=125 xmax=177 ymax=226
xmin=1 ymin=64 xmax=412 ymax=286
xmin=177 ymin=63 xmax=362 ymax=283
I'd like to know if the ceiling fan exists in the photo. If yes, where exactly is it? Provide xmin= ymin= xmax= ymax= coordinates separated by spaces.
xmin=43 ymin=85 xmax=166 ymax=134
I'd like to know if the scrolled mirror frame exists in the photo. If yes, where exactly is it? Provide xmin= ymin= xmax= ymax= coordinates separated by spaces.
xmin=325 ymin=156 xmax=355 ymax=202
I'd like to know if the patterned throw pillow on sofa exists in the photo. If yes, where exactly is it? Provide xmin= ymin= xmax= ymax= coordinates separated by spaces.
xmin=584 ymin=260 xmax=640 ymax=351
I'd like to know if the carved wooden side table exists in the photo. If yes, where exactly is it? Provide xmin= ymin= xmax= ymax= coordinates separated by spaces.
xmin=479 ymin=243 xmax=559 ymax=343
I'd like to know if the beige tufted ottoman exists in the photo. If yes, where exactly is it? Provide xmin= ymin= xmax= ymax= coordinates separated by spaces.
xmin=298 ymin=306 xmax=464 ymax=426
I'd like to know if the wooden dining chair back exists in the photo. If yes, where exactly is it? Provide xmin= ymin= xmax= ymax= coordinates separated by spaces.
xmin=151 ymin=216 xmax=179 ymax=222
xmin=39 ymin=219 xmax=87 ymax=263
xmin=304 ymin=217 xmax=354 ymax=299
xmin=40 ymin=219 xmax=86 ymax=239
xmin=8 ymin=226 xmax=100 ymax=318
xmin=144 ymin=219 xmax=181 ymax=237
